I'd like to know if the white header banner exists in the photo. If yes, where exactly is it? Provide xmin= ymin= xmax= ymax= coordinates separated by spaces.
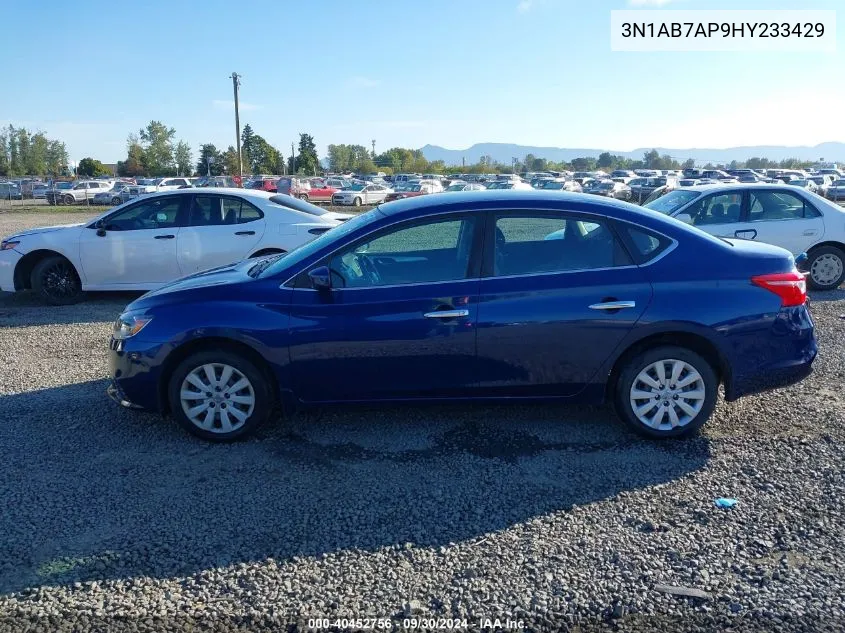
xmin=611 ymin=10 xmax=836 ymax=52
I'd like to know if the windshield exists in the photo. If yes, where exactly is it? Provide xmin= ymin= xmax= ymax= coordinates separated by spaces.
xmin=644 ymin=189 xmax=702 ymax=214
xmin=258 ymin=209 xmax=379 ymax=278
xmin=599 ymin=182 xmax=614 ymax=189
xmin=268 ymin=194 xmax=329 ymax=216
xmin=346 ymin=184 xmax=366 ymax=191
xmin=55 ymin=182 xmax=73 ymax=189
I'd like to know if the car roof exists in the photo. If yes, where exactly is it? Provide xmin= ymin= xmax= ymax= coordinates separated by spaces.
xmin=677 ymin=182 xmax=801 ymax=193
xmin=137 ymin=187 xmax=277 ymax=201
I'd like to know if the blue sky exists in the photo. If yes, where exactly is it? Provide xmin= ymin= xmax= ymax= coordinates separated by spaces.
xmin=2 ymin=0 xmax=841 ymax=163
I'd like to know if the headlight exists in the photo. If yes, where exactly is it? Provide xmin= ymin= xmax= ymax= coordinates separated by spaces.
xmin=0 ymin=239 xmax=20 ymax=251
xmin=113 ymin=314 xmax=153 ymax=340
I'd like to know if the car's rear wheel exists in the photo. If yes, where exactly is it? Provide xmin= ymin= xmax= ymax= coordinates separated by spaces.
xmin=111 ymin=196 xmax=122 ymax=205
xmin=63 ymin=194 xmax=75 ymax=205
xmin=806 ymin=246 xmax=845 ymax=291
xmin=615 ymin=346 xmax=717 ymax=439
xmin=30 ymin=255 xmax=83 ymax=305
xmin=298 ymin=193 xmax=309 ymax=201
xmin=168 ymin=350 xmax=273 ymax=442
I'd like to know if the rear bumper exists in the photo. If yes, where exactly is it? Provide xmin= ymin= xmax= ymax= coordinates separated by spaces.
xmin=726 ymin=304 xmax=817 ymax=400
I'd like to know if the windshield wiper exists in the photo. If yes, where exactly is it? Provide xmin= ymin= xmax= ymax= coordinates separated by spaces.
xmin=247 ymin=253 xmax=286 ymax=278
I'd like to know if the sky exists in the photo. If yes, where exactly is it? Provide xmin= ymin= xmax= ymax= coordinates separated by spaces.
xmin=1 ymin=0 xmax=842 ymax=164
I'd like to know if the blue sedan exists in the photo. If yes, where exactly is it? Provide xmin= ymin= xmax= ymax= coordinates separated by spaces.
xmin=108 ymin=191 xmax=816 ymax=441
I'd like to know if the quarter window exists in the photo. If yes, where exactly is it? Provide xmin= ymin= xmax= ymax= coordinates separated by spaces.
xmin=492 ymin=214 xmax=630 ymax=276
xmin=749 ymin=190 xmax=820 ymax=221
xmin=618 ymin=224 xmax=672 ymax=264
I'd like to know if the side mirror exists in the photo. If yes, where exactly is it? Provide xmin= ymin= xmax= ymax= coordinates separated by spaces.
xmin=675 ymin=213 xmax=693 ymax=225
xmin=95 ymin=219 xmax=107 ymax=237
xmin=308 ymin=265 xmax=332 ymax=290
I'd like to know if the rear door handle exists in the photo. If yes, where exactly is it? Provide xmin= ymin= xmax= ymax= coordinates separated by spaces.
xmin=424 ymin=309 xmax=469 ymax=319
xmin=154 ymin=234 xmax=175 ymax=239
xmin=235 ymin=230 xmax=255 ymax=236
xmin=734 ymin=229 xmax=757 ymax=239
xmin=803 ymin=229 xmax=819 ymax=236
xmin=588 ymin=301 xmax=636 ymax=311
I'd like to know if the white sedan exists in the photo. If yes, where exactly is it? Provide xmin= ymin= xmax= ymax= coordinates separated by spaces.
xmin=644 ymin=183 xmax=845 ymax=290
xmin=0 ymin=189 xmax=352 ymax=304
xmin=331 ymin=183 xmax=393 ymax=206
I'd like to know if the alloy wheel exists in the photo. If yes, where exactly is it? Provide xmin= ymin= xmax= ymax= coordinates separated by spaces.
xmin=40 ymin=260 xmax=79 ymax=301
xmin=180 ymin=363 xmax=255 ymax=434
xmin=629 ymin=359 xmax=705 ymax=431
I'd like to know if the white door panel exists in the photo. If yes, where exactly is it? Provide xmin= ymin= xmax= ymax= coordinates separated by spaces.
xmin=177 ymin=223 xmax=265 ymax=273
xmin=746 ymin=190 xmax=825 ymax=255
xmin=78 ymin=227 xmax=182 ymax=286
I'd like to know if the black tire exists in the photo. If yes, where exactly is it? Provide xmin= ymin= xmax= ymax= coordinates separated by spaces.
xmin=63 ymin=194 xmax=75 ymax=205
xmin=298 ymin=193 xmax=309 ymax=201
xmin=806 ymin=246 xmax=845 ymax=291
xmin=614 ymin=345 xmax=718 ymax=439
xmin=111 ymin=196 xmax=122 ymax=205
xmin=30 ymin=255 xmax=84 ymax=305
xmin=168 ymin=350 xmax=274 ymax=442
xmin=353 ymin=197 xmax=362 ymax=207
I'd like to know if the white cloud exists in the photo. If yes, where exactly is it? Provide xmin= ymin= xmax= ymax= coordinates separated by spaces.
xmin=628 ymin=0 xmax=676 ymax=6
xmin=517 ymin=0 xmax=533 ymax=12
xmin=212 ymin=99 xmax=262 ymax=112
xmin=346 ymin=76 xmax=381 ymax=89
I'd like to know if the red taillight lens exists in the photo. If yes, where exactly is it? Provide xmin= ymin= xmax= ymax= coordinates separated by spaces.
xmin=751 ymin=271 xmax=807 ymax=307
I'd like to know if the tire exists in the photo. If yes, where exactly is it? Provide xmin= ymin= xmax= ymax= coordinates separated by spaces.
xmin=30 ymin=255 xmax=84 ymax=305
xmin=111 ymin=196 xmax=122 ymax=205
xmin=353 ymin=197 xmax=362 ymax=207
xmin=63 ymin=194 xmax=75 ymax=205
xmin=806 ymin=246 xmax=845 ymax=291
xmin=298 ymin=194 xmax=309 ymax=201
xmin=614 ymin=345 xmax=717 ymax=439
xmin=168 ymin=350 xmax=273 ymax=442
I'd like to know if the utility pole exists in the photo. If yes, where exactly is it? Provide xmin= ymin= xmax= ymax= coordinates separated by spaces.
xmin=231 ymin=72 xmax=243 ymax=185
xmin=371 ymin=139 xmax=376 ymax=158
xmin=291 ymin=141 xmax=296 ymax=174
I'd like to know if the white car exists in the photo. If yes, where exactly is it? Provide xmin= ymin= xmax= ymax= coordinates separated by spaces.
xmin=644 ymin=183 xmax=845 ymax=290
xmin=0 ymin=189 xmax=352 ymax=304
xmin=444 ymin=182 xmax=486 ymax=192
xmin=331 ymin=183 xmax=393 ymax=206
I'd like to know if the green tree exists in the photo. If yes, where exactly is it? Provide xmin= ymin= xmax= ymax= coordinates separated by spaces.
xmin=681 ymin=158 xmax=696 ymax=170
xmin=0 ymin=129 xmax=8 ymax=176
xmin=139 ymin=120 xmax=176 ymax=176
xmin=296 ymin=133 xmax=319 ymax=175
xmin=642 ymin=149 xmax=660 ymax=169
xmin=196 ymin=144 xmax=224 ymax=176
xmin=118 ymin=134 xmax=147 ymax=177
xmin=77 ymin=157 xmax=112 ymax=177
xmin=174 ymin=141 xmax=192 ymax=176
xmin=223 ymin=145 xmax=241 ymax=176
xmin=596 ymin=152 xmax=613 ymax=169
xmin=45 ymin=140 xmax=68 ymax=176
xmin=240 ymin=124 xmax=257 ymax=172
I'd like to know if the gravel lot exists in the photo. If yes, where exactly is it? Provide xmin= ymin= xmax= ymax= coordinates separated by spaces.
xmin=1 ymin=211 xmax=844 ymax=632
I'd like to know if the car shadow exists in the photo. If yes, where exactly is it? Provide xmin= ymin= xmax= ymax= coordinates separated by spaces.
xmin=0 ymin=379 xmax=711 ymax=595
xmin=0 ymin=291 xmax=142 ymax=327
xmin=807 ymin=288 xmax=845 ymax=303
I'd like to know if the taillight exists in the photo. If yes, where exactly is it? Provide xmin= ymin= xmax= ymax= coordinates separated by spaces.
xmin=751 ymin=271 xmax=807 ymax=307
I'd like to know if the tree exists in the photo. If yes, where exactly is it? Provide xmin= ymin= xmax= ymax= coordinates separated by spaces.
xmin=196 ymin=144 xmax=224 ymax=176
xmin=45 ymin=140 xmax=68 ymax=176
xmin=223 ymin=145 xmax=241 ymax=176
xmin=681 ymin=158 xmax=696 ymax=170
xmin=643 ymin=149 xmax=660 ymax=169
xmin=174 ymin=141 xmax=192 ymax=176
xmin=138 ymin=120 xmax=176 ymax=176
xmin=240 ymin=124 xmax=257 ymax=172
xmin=118 ymin=134 xmax=147 ymax=177
xmin=77 ymin=157 xmax=112 ymax=177
xmin=296 ymin=133 xmax=319 ymax=175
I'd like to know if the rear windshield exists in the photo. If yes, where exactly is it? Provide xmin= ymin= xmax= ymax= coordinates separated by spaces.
xmin=268 ymin=194 xmax=328 ymax=216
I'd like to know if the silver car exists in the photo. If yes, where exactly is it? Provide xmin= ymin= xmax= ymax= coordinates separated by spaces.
xmin=93 ymin=183 xmax=130 ymax=206
xmin=331 ymin=183 xmax=393 ymax=206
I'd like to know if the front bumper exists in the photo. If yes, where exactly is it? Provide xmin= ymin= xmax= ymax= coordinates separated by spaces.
xmin=108 ymin=336 xmax=168 ymax=411
xmin=0 ymin=248 xmax=22 ymax=293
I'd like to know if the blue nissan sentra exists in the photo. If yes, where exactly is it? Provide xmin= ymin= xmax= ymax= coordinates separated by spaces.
xmin=108 ymin=191 xmax=816 ymax=441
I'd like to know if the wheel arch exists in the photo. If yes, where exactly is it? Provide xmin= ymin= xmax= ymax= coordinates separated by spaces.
xmin=13 ymin=249 xmax=79 ymax=291
xmin=248 ymin=247 xmax=286 ymax=259
xmin=807 ymin=240 xmax=845 ymax=255
xmin=157 ymin=336 xmax=281 ymax=415
xmin=605 ymin=330 xmax=729 ymax=403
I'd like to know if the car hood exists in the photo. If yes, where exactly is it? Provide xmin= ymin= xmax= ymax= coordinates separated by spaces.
xmin=5 ymin=223 xmax=85 ymax=240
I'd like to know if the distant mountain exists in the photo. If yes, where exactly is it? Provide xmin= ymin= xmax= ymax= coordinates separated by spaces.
xmin=420 ymin=142 xmax=845 ymax=166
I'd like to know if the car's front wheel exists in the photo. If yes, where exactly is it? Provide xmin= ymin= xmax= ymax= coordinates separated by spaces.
xmin=168 ymin=350 xmax=273 ymax=441
xmin=353 ymin=197 xmax=362 ymax=207
xmin=111 ymin=196 xmax=122 ymax=205
xmin=615 ymin=346 xmax=717 ymax=439
xmin=806 ymin=246 xmax=845 ymax=291
xmin=30 ymin=255 xmax=83 ymax=305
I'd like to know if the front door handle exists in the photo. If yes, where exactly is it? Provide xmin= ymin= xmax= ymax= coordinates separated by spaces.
xmin=588 ymin=301 xmax=636 ymax=311
xmin=424 ymin=309 xmax=469 ymax=319
xmin=235 ymin=230 xmax=255 ymax=236
xmin=734 ymin=229 xmax=757 ymax=239
xmin=154 ymin=234 xmax=175 ymax=239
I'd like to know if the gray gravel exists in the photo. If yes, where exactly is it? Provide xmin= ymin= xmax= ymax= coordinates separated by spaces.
xmin=1 ymin=211 xmax=845 ymax=632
